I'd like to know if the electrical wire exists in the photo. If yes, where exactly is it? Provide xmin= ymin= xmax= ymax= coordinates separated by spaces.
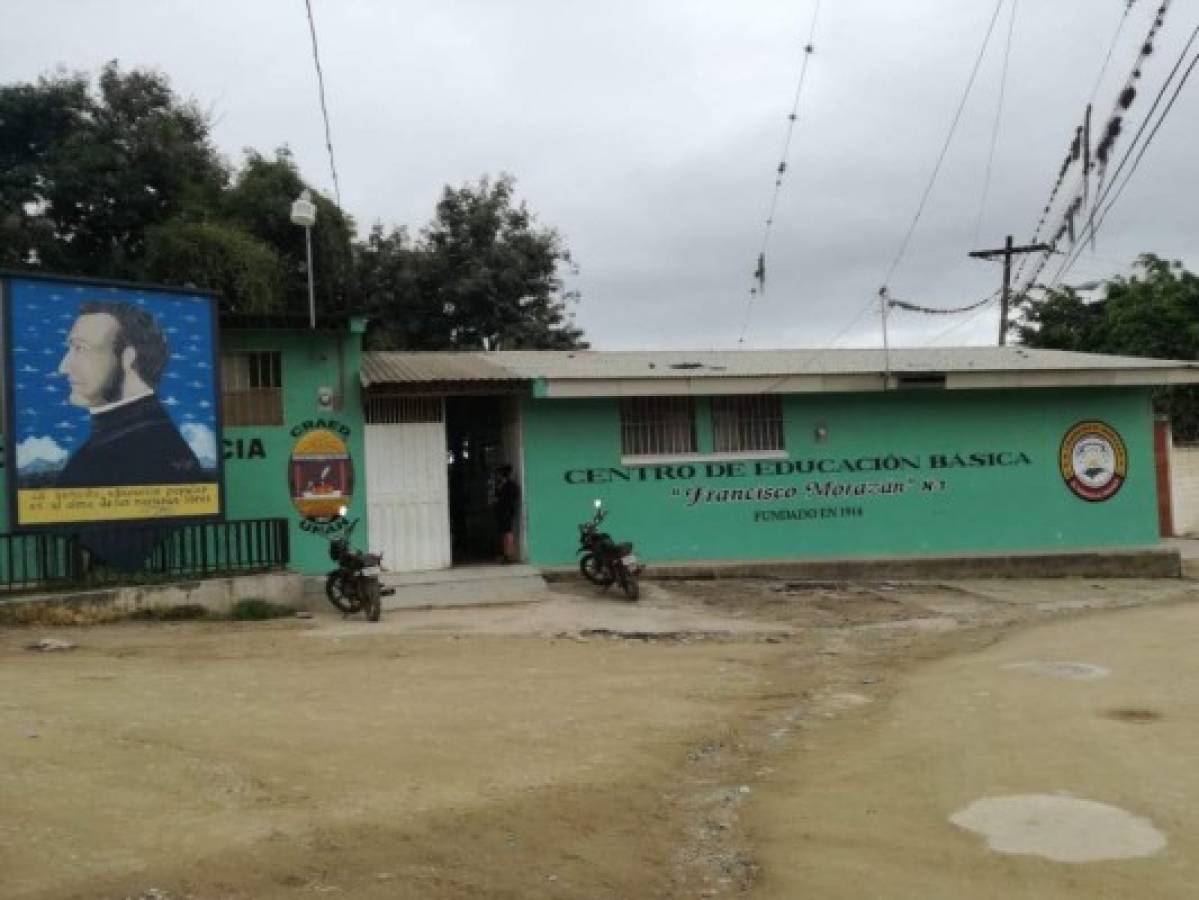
xmin=1048 ymin=40 xmax=1199 ymax=288
xmin=304 ymin=0 xmax=343 ymax=209
xmin=924 ymin=295 xmax=1001 ymax=346
xmin=880 ymin=0 xmax=1006 ymax=291
xmin=888 ymin=290 xmax=1000 ymax=315
xmin=737 ymin=0 xmax=822 ymax=347
xmin=808 ymin=1 xmax=1009 ymax=356
xmin=1089 ymin=0 xmax=1142 ymax=106
xmin=1016 ymin=2 xmax=1179 ymax=296
xmin=1013 ymin=0 xmax=1149 ymax=288
xmin=974 ymin=0 xmax=1018 ymax=243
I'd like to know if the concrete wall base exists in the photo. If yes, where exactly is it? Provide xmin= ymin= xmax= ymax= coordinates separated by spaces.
xmin=0 ymin=571 xmax=304 ymax=624
xmin=541 ymin=547 xmax=1182 ymax=582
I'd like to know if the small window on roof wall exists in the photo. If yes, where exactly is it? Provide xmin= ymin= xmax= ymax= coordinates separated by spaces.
xmin=620 ymin=397 xmax=697 ymax=457
xmin=221 ymin=351 xmax=283 ymax=427
xmin=711 ymin=395 xmax=784 ymax=454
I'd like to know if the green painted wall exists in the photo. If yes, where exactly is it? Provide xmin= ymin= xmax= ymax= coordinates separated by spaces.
xmin=0 ymin=325 xmax=366 ymax=579
xmin=221 ymin=326 xmax=367 ymax=575
xmin=521 ymin=388 xmax=1158 ymax=566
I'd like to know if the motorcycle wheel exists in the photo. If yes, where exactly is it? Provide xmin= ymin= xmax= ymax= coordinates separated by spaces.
xmin=366 ymin=580 xmax=382 ymax=622
xmin=325 ymin=573 xmax=359 ymax=614
xmin=617 ymin=566 xmax=640 ymax=602
xmin=579 ymin=553 xmax=606 ymax=585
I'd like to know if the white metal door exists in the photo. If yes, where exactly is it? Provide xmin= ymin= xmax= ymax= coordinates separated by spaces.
xmin=364 ymin=398 xmax=451 ymax=572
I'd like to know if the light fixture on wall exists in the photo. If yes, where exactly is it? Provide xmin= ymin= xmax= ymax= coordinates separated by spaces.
xmin=317 ymin=386 xmax=335 ymax=410
xmin=814 ymin=423 xmax=828 ymax=443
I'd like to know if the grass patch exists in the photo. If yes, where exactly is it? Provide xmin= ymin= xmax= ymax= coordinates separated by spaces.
xmin=129 ymin=603 xmax=210 ymax=621
xmin=229 ymin=598 xmax=296 ymax=621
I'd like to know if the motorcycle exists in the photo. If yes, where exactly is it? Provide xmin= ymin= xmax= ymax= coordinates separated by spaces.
xmin=324 ymin=506 xmax=395 ymax=621
xmin=577 ymin=499 xmax=643 ymax=601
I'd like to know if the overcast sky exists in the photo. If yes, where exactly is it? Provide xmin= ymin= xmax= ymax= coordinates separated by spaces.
xmin=5 ymin=1 xmax=1196 ymax=349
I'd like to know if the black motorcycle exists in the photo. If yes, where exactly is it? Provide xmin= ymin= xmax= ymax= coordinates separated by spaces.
xmin=324 ymin=509 xmax=394 ymax=621
xmin=577 ymin=500 xmax=643 ymax=601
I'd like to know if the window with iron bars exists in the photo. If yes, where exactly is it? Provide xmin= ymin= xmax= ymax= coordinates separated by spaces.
xmin=221 ymin=351 xmax=283 ymax=427
xmin=620 ymin=397 xmax=697 ymax=457
xmin=711 ymin=395 xmax=784 ymax=454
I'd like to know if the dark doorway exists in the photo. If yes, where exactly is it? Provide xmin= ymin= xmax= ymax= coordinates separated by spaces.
xmin=446 ymin=397 xmax=506 ymax=564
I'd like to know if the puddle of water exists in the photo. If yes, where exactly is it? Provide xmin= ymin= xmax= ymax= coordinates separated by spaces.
xmin=950 ymin=794 xmax=1166 ymax=863
xmin=1001 ymin=661 xmax=1110 ymax=681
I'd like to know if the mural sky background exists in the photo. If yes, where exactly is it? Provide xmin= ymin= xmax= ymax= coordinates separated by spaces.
xmin=6 ymin=278 xmax=220 ymax=483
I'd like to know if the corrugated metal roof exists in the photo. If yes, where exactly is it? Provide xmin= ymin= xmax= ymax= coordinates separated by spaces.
xmin=361 ymin=352 xmax=523 ymax=385
xmin=362 ymin=347 xmax=1199 ymax=386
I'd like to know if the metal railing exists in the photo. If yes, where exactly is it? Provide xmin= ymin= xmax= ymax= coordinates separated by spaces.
xmin=0 ymin=518 xmax=290 ymax=596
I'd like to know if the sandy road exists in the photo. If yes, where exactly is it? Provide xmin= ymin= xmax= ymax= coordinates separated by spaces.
xmin=1 ymin=577 xmax=1197 ymax=899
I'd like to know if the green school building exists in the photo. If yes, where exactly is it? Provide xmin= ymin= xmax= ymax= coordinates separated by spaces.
xmin=1 ymin=268 xmax=1196 ymax=585
xmin=356 ymin=349 xmax=1199 ymax=574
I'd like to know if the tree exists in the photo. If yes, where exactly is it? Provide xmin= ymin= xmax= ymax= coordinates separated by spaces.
xmin=142 ymin=220 xmax=280 ymax=314
xmin=364 ymin=175 xmax=585 ymax=350
xmin=1 ymin=67 xmax=587 ymax=341
xmin=0 ymin=66 xmax=348 ymax=316
xmin=0 ymin=63 xmax=227 ymax=277
xmin=1018 ymin=254 xmax=1199 ymax=437
xmin=222 ymin=149 xmax=356 ymax=317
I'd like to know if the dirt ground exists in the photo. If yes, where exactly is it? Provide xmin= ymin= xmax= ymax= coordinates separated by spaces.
xmin=2 ymin=575 xmax=1198 ymax=899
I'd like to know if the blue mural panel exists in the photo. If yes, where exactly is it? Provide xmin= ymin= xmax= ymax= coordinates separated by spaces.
xmin=4 ymin=276 xmax=223 ymax=528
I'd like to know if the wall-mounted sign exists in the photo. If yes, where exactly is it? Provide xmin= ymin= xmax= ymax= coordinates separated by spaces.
xmin=1060 ymin=421 xmax=1127 ymax=502
xmin=289 ymin=422 xmax=354 ymax=527
xmin=3 ymin=276 xmax=222 ymax=528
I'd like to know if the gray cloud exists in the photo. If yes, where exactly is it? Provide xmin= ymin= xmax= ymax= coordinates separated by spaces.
xmin=3 ymin=0 xmax=1194 ymax=350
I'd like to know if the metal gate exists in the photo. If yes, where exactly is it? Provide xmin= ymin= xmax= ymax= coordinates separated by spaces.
xmin=364 ymin=396 xmax=451 ymax=572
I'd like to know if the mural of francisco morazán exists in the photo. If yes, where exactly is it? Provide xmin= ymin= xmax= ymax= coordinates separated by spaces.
xmin=50 ymin=302 xmax=203 ymax=487
xmin=12 ymin=283 xmax=219 ymax=499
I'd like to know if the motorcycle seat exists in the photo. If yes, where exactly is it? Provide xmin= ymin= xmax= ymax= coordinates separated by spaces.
xmin=615 ymin=542 xmax=633 ymax=555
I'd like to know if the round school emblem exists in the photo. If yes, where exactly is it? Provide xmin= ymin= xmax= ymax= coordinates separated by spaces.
xmin=1059 ymin=421 xmax=1127 ymax=502
xmin=289 ymin=428 xmax=354 ymax=521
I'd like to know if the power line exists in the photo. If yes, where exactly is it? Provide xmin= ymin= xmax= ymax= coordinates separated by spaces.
xmin=1043 ymin=21 xmax=1197 ymax=289
xmin=974 ymin=0 xmax=1018 ymax=243
xmin=1013 ymin=1 xmax=1149 ymax=288
xmin=737 ymin=0 xmax=823 ymax=347
xmin=1016 ymin=1 xmax=1178 ymax=296
xmin=888 ymin=289 xmax=1000 ymax=316
xmin=304 ymin=0 xmax=343 ymax=209
xmin=1089 ymin=0 xmax=1142 ymax=106
xmin=925 ymin=295 xmax=1001 ymax=346
xmin=1049 ymin=37 xmax=1199 ymax=288
xmin=815 ymin=0 xmax=1006 ymax=354
xmin=880 ymin=0 xmax=1006 ymax=291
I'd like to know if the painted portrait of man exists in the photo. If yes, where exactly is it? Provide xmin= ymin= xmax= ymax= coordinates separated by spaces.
xmin=7 ymin=277 xmax=222 ymax=528
xmin=54 ymin=301 xmax=203 ymax=488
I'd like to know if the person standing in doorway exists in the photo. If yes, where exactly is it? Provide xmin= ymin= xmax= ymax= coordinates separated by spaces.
xmin=493 ymin=464 xmax=521 ymax=563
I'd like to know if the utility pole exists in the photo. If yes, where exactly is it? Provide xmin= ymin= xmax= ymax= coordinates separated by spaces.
xmin=968 ymin=235 xmax=1053 ymax=345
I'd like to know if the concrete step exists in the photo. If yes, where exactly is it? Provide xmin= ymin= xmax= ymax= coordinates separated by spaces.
xmin=381 ymin=564 xmax=549 ymax=610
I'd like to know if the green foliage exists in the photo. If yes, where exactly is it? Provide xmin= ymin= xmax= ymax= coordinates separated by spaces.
xmin=229 ymin=598 xmax=296 ymax=620
xmin=0 ymin=66 xmax=586 ymax=344
xmin=0 ymin=62 xmax=227 ymax=278
xmin=1018 ymin=254 xmax=1199 ymax=438
xmin=143 ymin=220 xmax=281 ymax=313
xmin=363 ymin=174 xmax=586 ymax=350
xmin=223 ymin=149 xmax=356 ymax=316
